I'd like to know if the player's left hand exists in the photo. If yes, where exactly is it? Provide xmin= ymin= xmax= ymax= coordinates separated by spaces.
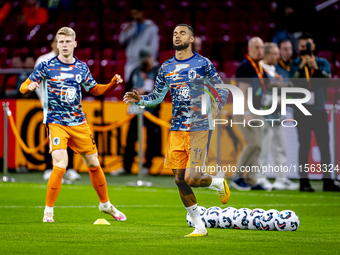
xmin=212 ymin=102 xmax=220 ymax=118
xmin=112 ymin=74 xmax=123 ymax=84
xmin=123 ymin=89 xmax=141 ymax=104
xmin=307 ymin=56 xmax=318 ymax=70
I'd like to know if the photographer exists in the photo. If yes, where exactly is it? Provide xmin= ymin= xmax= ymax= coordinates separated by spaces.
xmin=290 ymin=32 xmax=340 ymax=192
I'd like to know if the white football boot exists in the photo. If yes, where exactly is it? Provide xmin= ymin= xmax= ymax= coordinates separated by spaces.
xmin=42 ymin=212 xmax=54 ymax=222
xmin=184 ymin=228 xmax=208 ymax=237
xmin=99 ymin=203 xmax=127 ymax=221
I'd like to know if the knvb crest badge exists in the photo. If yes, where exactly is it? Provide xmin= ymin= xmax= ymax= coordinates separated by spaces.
xmin=53 ymin=137 xmax=60 ymax=146
xmin=188 ymin=69 xmax=197 ymax=80
xmin=76 ymin=74 xmax=82 ymax=83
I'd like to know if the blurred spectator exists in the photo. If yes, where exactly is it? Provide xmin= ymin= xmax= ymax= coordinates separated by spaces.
xmin=112 ymin=50 xmax=162 ymax=175
xmin=193 ymin=36 xmax=202 ymax=54
xmin=119 ymin=2 xmax=159 ymax=82
xmin=0 ymin=0 xmax=11 ymax=25
xmin=11 ymin=55 xmax=24 ymax=68
xmin=41 ymin=0 xmax=72 ymax=23
xmin=273 ymin=0 xmax=317 ymax=55
xmin=23 ymin=0 xmax=48 ymax=27
xmin=276 ymin=39 xmax=293 ymax=79
xmin=272 ymin=6 xmax=300 ymax=54
xmin=0 ymin=55 xmax=23 ymax=98
xmin=257 ymin=42 xmax=298 ymax=191
xmin=231 ymin=37 xmax=266 ymax=191
xmin=290 ymin=32 xmax=340 ymax=192
xmin=35 ymin=35 xmax=58 ymax=100
xmin=34 ymin=35 xmax=80 ymax=182
xmin=17 ymin=53 xmax=37 ymax=97
xmin=23 ymin=53 xmax=35 ymax=68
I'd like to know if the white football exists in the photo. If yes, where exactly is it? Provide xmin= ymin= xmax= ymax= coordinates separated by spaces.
xmin=275 ymin=210 xmax=300 ymax=231
xmin=186 ymin=206 xmax=206 ymax=227
xmin=219 ymin=207 xmax=236 ymax=229
xmin=248 ymin=208 xmax=265 ymax=230
xmin=204 ymin=207 xmax=222 ymax=228
xmin=233 ymin=208 xmax=251 ymax=229
xmin=260 ymin=209 xmax=280 ymax=231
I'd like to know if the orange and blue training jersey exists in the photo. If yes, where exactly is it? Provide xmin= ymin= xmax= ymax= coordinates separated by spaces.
xmin=137 ymin=52 xmax=229 ymax=131
xmin=29 ymin=56 xmax=97 ymax=126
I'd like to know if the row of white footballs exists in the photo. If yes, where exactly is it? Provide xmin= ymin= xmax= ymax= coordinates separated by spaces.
xmin=187 ymin=207 xmax=300 ymax=231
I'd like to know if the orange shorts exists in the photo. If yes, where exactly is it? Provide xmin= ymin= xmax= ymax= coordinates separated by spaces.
xmin=47 ymin=123 xmax=97 ymax=155
xmin=164 ymin=130 xmax=211 ymax=169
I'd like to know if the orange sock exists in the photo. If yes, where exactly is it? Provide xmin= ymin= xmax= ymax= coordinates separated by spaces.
xmin=88 ymin=165 xmax=109 ymax=203
xmin=46 ymin=166 xmax=66 ymax=207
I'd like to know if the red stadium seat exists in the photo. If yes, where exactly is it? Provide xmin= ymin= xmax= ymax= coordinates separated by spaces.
xmin=75 ymin=48 xmax=92 ymax=61
xmin=227 ymin=9 xmax=249 ymax=24
xmin=219 ymin=41 xmax=236 ymax=62
xmin=103 ymin=48 xmax=114 ymax=60
xmin=116 ymin=50 xmax=126 ymax=61
xmin=76 ymin=9 xmax=97 ymax=23
xmin=317 ymin=50 xmax=333 ymax=63
xmin=34 ymin=47 xmax=48 ymax=59
xmin=55 ymin=11 xmax=75 ymax=28
xmin=102 ymin=22 xmax=119 ymax=45
xmin=227 ymin=22 xmax=249 ymax=43
xmin=332 ymin=62 xmax=340 ymax=78
xmin=159 ymin=50 xmax=175 ymax=64
xmin=329 ymin=62 xmax=335 ymax=75
xmin=211 ymin=60 xmax=220 ymax=71
xmin=88 ymin=59 xmax=100 ymax=81
xmin=0 ymin=47 xmax=8 ymax=68
xmin=249 ymin=10 xmax=272 ymax=25
xmin=98 ymin=59 xmax=115 ymax=82
xmin=223 ymin=60 xmax=240 ymax=77
xmin=201 ymin=39 xmax=214 ymax=59
xmin=112 ymin=60 xmax=126 ymax=81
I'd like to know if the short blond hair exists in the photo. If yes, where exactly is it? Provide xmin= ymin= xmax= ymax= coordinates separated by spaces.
xmin=264 ymin=42 xmax=278 ymax=55
xmin=56 ymin=27 xmax=76 ymax=40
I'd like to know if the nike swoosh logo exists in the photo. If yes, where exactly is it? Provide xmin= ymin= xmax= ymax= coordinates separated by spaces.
xmin=51 ymin=188 xmax=58 ymax=190
xmin=99 ymin=184 xmax=104 ymax=187
xmin=192 ymin=162 xmax=199 ymax=164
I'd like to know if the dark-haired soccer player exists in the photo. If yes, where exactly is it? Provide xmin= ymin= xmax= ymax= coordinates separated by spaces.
xmin=20 ymin=27 xmax=127 ymax=222
xmin=124 ymin=24 xmax=230 ymax=237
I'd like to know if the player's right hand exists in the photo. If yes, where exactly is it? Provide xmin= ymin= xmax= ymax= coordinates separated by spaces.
xmin=27 ymin=82 xmax=39 ymax=91
xmin=123 ymin=89 xmax=141 ymax=104
xmin=299 ymin=56 xmax=308 ymax=69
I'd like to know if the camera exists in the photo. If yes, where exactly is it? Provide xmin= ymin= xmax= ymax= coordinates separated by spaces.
xmin=300 ymin=42 xmax=312 ymax=56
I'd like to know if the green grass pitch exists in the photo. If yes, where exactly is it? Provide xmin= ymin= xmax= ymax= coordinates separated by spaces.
xmin=0 ymin=173 xmax=339 ymax=254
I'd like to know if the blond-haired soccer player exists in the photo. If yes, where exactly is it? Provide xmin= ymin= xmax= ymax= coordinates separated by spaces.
xmin=20 ymin=27 xmax=126 ymax=222
xmin=123 ymin=24 xmax=230 ymax=237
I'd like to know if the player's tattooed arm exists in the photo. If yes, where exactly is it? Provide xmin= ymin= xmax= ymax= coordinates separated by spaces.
xmin=20 ymin=78 xmax=39 ymax=95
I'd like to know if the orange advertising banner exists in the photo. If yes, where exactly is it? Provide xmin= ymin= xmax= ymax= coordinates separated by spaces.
xmin=8 ymin=99 xmax=175 ymax=174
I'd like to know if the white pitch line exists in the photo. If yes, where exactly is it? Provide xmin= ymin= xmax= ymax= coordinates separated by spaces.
xmin=0 ymin=203 xmax=339 ymax=209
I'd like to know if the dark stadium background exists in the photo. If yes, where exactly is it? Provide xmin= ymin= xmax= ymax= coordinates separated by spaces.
xmin=1 ymin=0 xmax=340 ymax=101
